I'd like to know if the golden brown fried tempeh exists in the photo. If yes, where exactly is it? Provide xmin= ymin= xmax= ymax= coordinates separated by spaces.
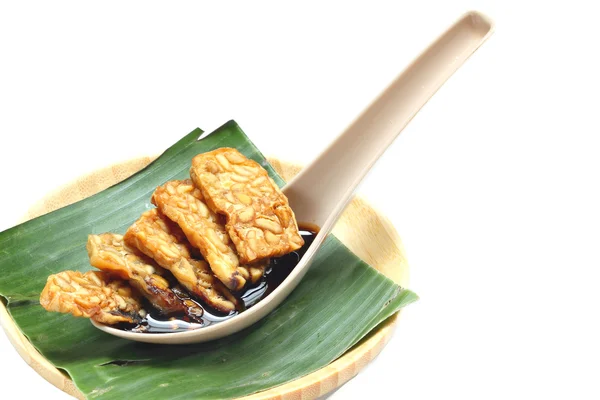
xmin=237 ymin=263 xmax=266 ymax=284
xmin=86 ymin=233 xmax=203 ymax=321
xmin=190 ymin=148 xmax=304 ymax=264
xmin=40 ymin=270 xmax=142 ymax=325
xmin=124 ymin=209 xmax=194 ymax=265
xmin=124 ymin=209 xmax=238 ymax=312
xmin=151 ymin=180 xmax=248 ymax=291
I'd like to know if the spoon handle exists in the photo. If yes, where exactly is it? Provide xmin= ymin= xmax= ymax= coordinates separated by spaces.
xmin=284 ymin=11 xmax=494 ymax=230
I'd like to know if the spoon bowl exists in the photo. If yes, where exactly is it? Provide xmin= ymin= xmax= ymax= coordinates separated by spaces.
xmin=93 ymin=11 xmax=494 ymax=344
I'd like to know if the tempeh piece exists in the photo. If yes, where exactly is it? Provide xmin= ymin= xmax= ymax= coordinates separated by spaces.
xmin=151 ymin=180 xmax=247 ymax=291
xmin=86 ymin=233 xmax=203 ymax=321
xmin=40 ymin=270 xmax=142 ymax=325
xmin=249 ymin=265 xmax=265 ymax=282
xmin=190 ymin=148 xmax=304 ymax=263
xmin=238 ymin=264 xmax=266 ymax=284
xmin=124 ymin=209 xmax=194 ymax=265
xmin=124 ymin=209 xmax=238 ymax=312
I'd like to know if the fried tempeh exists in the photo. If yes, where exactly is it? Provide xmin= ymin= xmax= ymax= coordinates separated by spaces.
xmin=40 ymin=270 xmax=142 ymax=325
xmin=151 ymin=180 xmax=248 ymax=291
xmin=237 ymin=264 xmax=266 ymax=284
xmin=86 ymin=233 xmax=203 ymax=321
xmin=124 ymin=209 xmax=238 ymax=312
xmin=190 ymin=148 xmax=304 ymax=264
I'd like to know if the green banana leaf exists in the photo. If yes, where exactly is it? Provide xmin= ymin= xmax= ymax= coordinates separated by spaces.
xmin=0 ymin=121 xmax=418 ymax=399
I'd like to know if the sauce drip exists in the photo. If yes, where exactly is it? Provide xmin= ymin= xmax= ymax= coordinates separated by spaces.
xmin=117 ymin=227 xmax=317 ymax=333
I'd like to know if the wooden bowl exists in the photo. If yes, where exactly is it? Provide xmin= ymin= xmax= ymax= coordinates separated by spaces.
xmin=0 ymin=156 xmax=410 ymax=400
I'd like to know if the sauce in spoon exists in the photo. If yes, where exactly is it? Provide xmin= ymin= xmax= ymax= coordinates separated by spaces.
xmin=116 ymin=227 xmax=317 ymax=333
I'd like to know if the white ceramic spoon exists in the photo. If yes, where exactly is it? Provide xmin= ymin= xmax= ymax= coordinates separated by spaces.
xmin=93 ymin=11 xmax=494 ymax=344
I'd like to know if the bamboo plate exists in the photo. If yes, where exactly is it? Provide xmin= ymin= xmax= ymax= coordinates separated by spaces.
xmin=0 ymin=156 xmax=410 ymax=400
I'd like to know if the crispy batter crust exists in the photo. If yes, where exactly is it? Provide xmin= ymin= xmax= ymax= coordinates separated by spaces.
xmin=40 ymin=270 xmax=142 ymax=325
xmin=151 ymin=180 xmax=247 ymax=291
xmin=86 ymin=233 xmax=203 ymax=320
xmin=124 ymin=209 xmax=238 ymax=312
xmin=190 ymin=148 xmax=304 ymax=264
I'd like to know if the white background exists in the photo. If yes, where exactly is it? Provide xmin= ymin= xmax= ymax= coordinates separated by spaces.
xmin=1 ymin=1 xmax=599 ymax=399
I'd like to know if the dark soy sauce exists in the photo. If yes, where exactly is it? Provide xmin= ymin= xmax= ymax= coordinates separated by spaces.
xmin=118 ymin=227 xmax=317 ymax=334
